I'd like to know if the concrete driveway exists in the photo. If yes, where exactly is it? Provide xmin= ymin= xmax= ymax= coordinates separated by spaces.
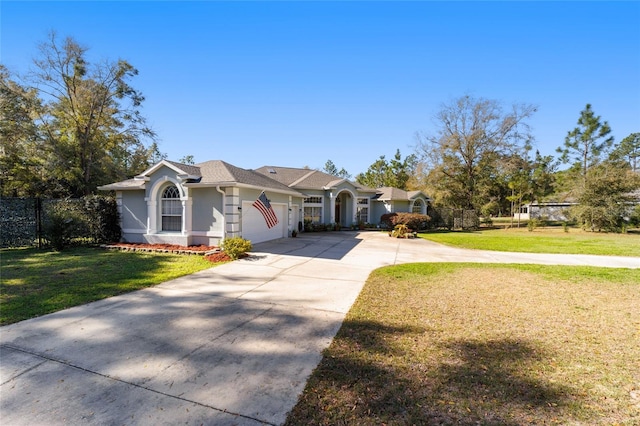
xmin=1 ymin=232 xmax=638 ymax=425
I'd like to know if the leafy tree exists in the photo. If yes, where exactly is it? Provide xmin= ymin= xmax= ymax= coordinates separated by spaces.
xmin=322 ymin=159 xmax=351 ymax=179
xmin=356 ymin=149 xmax=416 ymax=189
xmin=388 ymin=149 xmax=417 ymax=189
xmin=569 ymin=161 xmax=640 ymax=232
xmin=529 ymin=150 xmax=556 ymax=202
xmin=416 ymin=95 xmax=537 ymax=210
xmin=356 ymin=156 xmax=388 ymax=188
xmin=609 ymin=132 xmax=639 ymax=172
xmin=146 ymin=142 xmax=167 ymax=164
xmin=179 ymin=155 xmax=195 ymax=165
xmin=557 ymin=104 xmax=613 ymax=179
xmin=3 ymin=32 xmax=156 ymax=197
xmin=504 ymin=149 xmax=556 ymax=226
xmin=0 ymin=66 xmax=46 ymax=196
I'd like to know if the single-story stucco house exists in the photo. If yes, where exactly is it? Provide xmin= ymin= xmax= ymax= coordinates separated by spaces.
xmin=99 ymin=159 xmax=431 ymax=245
xmin=514 ymin=201 xmax=575 ymax=222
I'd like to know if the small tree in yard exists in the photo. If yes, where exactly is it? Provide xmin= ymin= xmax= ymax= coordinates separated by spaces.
xmin=569 ymin=162 xmax=640 ymax=232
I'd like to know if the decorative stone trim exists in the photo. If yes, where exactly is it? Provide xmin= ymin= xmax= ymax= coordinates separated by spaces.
xmin=100 ymin=244 xmax=220 ymax=256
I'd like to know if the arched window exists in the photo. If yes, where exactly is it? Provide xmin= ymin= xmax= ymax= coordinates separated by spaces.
xmin=412 ymin=199 xmax=423 ymax=214
xmin=161 ymin=185 xmax=182 ymax=231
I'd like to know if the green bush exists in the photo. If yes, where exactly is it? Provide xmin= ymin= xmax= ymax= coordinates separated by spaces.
xmin=629 ymin=205 xmax=640 ymax=228
xmin=42 ymin=196 xmax=121 ymax=250
xmin=221 ymin=237 xmax=252 ymax=260
xmin=481 ymin=216 xmax=494 ymax=227
xmin=569 ymin=204 xmax=626 ymax=233
xmin=83 ymin=195 xmax=121 ymax=243
xmin=380 ymin=213 xmax=431 ymax=230
xmin=303 ymin=219 xmax=313 ymax=232
xmin=43 ymin=202 xmax=84 ymax=250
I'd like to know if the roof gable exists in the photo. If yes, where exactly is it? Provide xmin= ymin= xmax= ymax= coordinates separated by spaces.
xmin=137 ymin=160 xmax=201 ymax=179
xmin=374 ymin=187 xmax=431 ymax=201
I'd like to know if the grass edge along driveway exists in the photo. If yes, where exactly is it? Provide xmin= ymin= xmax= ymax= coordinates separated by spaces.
xmin=285 ymin=262 xmax=640 ymax=425
xmin=0 ymin=247 xmax=216 ymax=325
xmin=418 ymin=228 xmax=640 ymax=257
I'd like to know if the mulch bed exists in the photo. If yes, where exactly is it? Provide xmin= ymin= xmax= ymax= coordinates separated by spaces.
xmin=101 ymin=243 xmax=240 ymax=263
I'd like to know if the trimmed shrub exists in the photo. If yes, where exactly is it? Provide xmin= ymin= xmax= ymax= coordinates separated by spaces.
xmin=380 ymin=212 xmax=431 ymax=230
xmin=221 ymin=237 xmax=252 ymax=260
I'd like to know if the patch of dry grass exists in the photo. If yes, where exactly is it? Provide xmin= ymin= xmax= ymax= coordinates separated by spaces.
xmin=285 ymin=263 xmax=640 ymax=425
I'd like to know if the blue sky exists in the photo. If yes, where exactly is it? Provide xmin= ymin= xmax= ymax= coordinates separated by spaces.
xmin=2 ymin=1 xmax=639 ymax=176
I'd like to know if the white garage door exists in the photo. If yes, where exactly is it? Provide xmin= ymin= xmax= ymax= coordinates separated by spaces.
xmin=242 ymin=201 xmax=287 ymax=244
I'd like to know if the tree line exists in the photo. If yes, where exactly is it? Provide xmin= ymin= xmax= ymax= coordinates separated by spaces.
xmin=328 ymin=97 xmax=639 ymax=231
xmin=2 ymin=34 xmax=639 ymax=231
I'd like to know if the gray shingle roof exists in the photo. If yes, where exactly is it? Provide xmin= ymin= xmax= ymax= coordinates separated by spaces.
xmin=375 ymin=187 xmax=406 ymax=200
xmin=195 ymin=160 xmax=301 ymax=194
xmin=98 ymin=178 xmax=146 ymax=191
xmin=254 ymin=166 xmax=315 ymax=186
xmin=166 ymin=160 xmax=202 ymax=177
xmin=374 ymin=187 xmax=431 ymax=201
xmin=100 ymin=160 xmax=303 ymax=195
xmin=100 ymin=160 xmax=428 ymax=199
xmin=254 ymin=166 xmax=376 ymax=191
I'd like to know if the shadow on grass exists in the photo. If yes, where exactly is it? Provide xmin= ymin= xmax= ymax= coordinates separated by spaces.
xmin=286 ymin=320 xmax=585 ymax=425
xmin=433 ymin=338 xmax=576 ymax=424
xmin=0 ymin=247 xmax=211 ymax=325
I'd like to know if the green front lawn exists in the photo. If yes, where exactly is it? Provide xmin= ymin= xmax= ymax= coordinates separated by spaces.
xmin=285 ymin=263 xmax=640 ymax=425
xmin=0 ymin=247 xmax=215 ymax=325
xmin=419 ymin=228 xmax=640 ymax=256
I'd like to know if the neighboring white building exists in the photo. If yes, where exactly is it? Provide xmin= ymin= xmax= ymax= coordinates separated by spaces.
xmin=514 ymin=202 xmax=575 ymax=221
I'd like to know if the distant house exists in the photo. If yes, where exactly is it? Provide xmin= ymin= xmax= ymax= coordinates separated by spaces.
xmin=514 ymin=201 xmax=575 ymax=222
xmin=99 ymin=160 xmax=431 ymax=245
xmin=516 ymin=190 xmax=640 ymax=222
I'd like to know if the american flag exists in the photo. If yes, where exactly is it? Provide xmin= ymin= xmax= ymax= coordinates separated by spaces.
xmin=253 ymin=191 xmax=279 ymax=228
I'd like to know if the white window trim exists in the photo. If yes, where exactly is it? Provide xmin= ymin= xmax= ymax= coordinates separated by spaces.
xmin=161 ymin=185 xmax=182 ymax=232
xmin=145 ymin=176 xmax=191 ymax=235
xmin=412 ymin=199 xmax=424 ymax=214
xmin=356 ymin=197 xmax=370 ymax=223
xmin=303 ymin=195 xmax=324 ymax=223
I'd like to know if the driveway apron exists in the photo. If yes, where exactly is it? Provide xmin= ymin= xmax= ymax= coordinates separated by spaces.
xmin=1 ymin=232 xmax=638 ymax=425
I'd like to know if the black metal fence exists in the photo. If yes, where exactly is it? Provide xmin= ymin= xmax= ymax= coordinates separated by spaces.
xmin=1 ymin=198 xmax=43 ymax=248
xmin=429 ymin=207 xmax=479 ymax=230
xmin=1 ymin=197 xmax=120 ymax=248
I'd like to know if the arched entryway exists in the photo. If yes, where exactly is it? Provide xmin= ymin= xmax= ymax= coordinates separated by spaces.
xmin=332 ymin=189 xmax=357 ymax=227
